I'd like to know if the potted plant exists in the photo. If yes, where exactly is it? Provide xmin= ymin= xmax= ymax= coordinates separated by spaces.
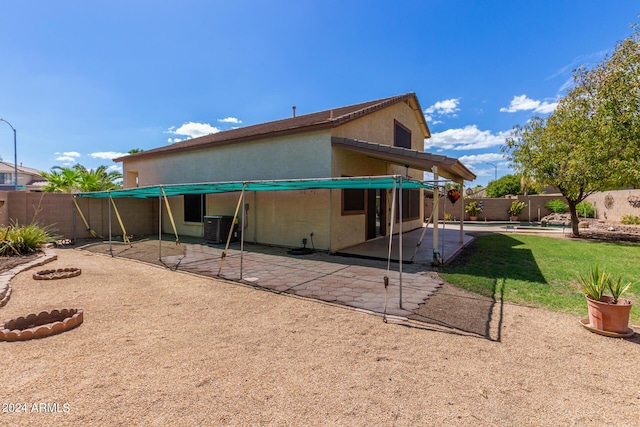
xmin=465 ymin=201 xmax=481 ymax=221
xmin=576 ymin=264 xmax=634 ymax=335
xmin=447 ymin=188 xmax=460 ymax=204
xmin=508 ymin=200 xmax=526 ymax=221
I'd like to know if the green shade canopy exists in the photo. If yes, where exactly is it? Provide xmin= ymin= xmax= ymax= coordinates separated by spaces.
xmin=77 ymin=176 xmax=435 ymax=199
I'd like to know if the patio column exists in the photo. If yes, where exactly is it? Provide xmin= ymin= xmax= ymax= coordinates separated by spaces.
xmin=459 ymin=179 xmax=465 ymax=243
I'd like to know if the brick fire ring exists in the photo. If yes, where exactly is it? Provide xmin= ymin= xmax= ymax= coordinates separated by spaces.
xmin=0 ymin=308 xmax=84 ymax=342
xmin=33 ymin=267 xmax=81 ymax=280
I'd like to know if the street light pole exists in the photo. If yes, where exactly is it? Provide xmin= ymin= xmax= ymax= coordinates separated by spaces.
xmin=0 ymin=119 xmax=17 ymax=190
xmin=486 ymin=162 xmax=497 ymax=182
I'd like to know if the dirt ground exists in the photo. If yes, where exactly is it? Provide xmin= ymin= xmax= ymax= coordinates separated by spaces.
xmin=1 ymin=239 xmax=639 ymax=426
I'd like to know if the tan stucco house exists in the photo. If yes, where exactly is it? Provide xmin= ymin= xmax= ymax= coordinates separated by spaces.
xmin=0 ymin=161 xmax=46 ymax=191
xmin=114 ymin=93 xmax=475 ymax=252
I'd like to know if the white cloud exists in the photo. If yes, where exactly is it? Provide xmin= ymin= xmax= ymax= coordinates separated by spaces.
xmin=424 ymin=98 xmax=460 ymax=123
xmin=167 ymin=122 xmax=221 ymax=139
xmin=425 ymin=125 xmax=512 ymax=151
xmin=500 ymin=94 xmax=558 ymax=114
xmin=218 ymin=117 xmax=242 ymax=124
xmin=90 ymin=151 xmax=129 ymax=160
xmin=55 ymin=155 xmax=78 ymax=164
xmin=457 ymin=153 xmax=505 ymax=166
xmin=54 ymin=151 xmax=80 ymax=164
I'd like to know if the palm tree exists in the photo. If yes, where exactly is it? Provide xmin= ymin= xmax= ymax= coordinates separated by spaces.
xmin=73 ymin=165 xmax=122 ymax=192
xmin=41 ymin=164 xmax=122 ymax=193
xmin=41 ymin=166 xmax=81 ymax=193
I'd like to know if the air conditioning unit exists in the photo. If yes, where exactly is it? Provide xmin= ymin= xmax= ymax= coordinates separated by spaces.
xmin=204 ymin=216 xmax=238 ymax=244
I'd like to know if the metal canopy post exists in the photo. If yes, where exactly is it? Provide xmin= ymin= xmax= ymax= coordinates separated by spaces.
xmin=158 ymin=194 xmax=162 ymax=261
xmin=459 ymin=180 xmax=465 ymax=243
xmin=240 ymin=185 xmax=246 ymax=280
xmin=108 ymin=193 xmax=113 ymax=255
xmin=398 ymin=175 xmax=403 ymax=309
xmin=432 ymin=167 xmax=439 ymax=262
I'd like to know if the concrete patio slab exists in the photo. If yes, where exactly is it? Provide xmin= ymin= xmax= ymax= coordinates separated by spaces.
xmin=161 ymin=237 xmax=449 ymax=317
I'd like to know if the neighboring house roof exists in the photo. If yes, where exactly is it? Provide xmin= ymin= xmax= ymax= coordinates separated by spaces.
xmin=114 ymin=93 xmax=430 ymax=162
xmin=331 ymin=137 xmax=476 ymax=182
xmin=0 ymin=161 xmax=43 ymax=176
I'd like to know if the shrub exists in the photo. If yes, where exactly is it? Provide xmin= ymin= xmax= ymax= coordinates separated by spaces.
xmin=465 ymin=201 xmax=482 ymax=216
xmin=545 ymin=199 xmax=568 ymax=213
xmin=575 ymin=201 xmax=595 ymax=218
xmin=621 ymin=215 xmax=640 ymax=225
xmin=508 ymin=200 xmax=527 ymax=216
xmin=0 ymin=221 xmax=56 ymax=256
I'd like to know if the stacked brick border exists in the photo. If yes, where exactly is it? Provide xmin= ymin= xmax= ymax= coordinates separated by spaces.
xmin=0 ymin=248 xmax=58 ymax=308
xmin=33 ymin=267 xmax=81 ymax=280
xmin=0 ymin=308 xmax=83 ymax=341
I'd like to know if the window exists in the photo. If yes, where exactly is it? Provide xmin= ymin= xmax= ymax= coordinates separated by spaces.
xmin=394 ymin=120 xmax=412 ymax=149
xmin=0 ymin=173 xmax=11 ymax=184
xmin=396 ymin=189 xmax=421 ymax=222
xmin=184 ymin=194 xmax=206 ymax=223
xmin=342 ymin=188 xmax=365 ymax=215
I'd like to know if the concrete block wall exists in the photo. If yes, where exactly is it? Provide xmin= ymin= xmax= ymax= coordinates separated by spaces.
xmin=586 ymin=189 xmax=640 ymax=223
xmin=0 ymin=191 xmax=158 ymax=241
xmin=424 ymin=189 xmax=640 ymax=223
xmin=425 ymin=194 xmax=566 ymax=222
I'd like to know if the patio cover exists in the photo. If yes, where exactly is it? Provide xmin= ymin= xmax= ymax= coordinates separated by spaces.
xmin=77 ymin=175 xmax=433 ymax=316
xmin=331 ymin=137 xmax=476 ymax=182
xmin=76 ymin=175 xmax=435 ymax=199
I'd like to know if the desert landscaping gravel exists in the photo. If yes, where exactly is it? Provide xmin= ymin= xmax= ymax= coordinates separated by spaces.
xmin=1 ymin=248 xmax=639 ymax=426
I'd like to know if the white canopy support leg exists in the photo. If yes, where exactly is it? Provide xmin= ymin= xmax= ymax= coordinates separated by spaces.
xmin=459 ymin=179 xmax=465 ymax=243
xmin=218 ymin=185 xmax=245 ymax=277
xmin=398 ymin=175 xmax=403 ymax=310
xmin=240 ymin=187 xmax=246 ymax=280
xmin=158 ymin=194 xmax=162 ymax=261
xmin=432 ymin=166 xmax=440 ymax=264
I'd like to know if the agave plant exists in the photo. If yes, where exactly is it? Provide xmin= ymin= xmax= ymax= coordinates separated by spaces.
xmin=576 ymin=264 xmax=609 ymax=301
xmin=0 ymin=221 xmax=57 ymax=256
xmin=608 ymin=276 xmax=633 ymax=304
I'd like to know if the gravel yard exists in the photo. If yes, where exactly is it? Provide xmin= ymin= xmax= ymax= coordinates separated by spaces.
xmin=1 ymin=247 xmax=639 ymax=426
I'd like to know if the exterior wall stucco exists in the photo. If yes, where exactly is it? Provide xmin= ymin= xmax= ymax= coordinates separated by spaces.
xmin=329 ymin=101 xmax=425 ymax=248
xmin=122 ymin=130 xmax=332 ymax=188
xmin=161 ymin=190 xmax=331 ymax=249
xmin=331 ymin=99 xmax=426 ymax=149
xmin=125 ymin=101 xmax=428 ymax=250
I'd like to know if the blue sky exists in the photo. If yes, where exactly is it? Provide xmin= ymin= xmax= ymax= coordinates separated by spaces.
xmin=1 ymin=1 xmax=637 ymax=186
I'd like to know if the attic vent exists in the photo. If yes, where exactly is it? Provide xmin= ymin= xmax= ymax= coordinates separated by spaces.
xmin=292 ymin=106 xmax=296 ymax=117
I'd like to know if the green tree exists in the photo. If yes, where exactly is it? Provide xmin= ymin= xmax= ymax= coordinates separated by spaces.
xmin=485 ymin=174 xmax=523 ymax=198
xmin=41 ymin=164 xmax=122 ymax=193
xmin=73 ymin=164 xmax=122 ymax=192
xmin=41 ymin=166 xmax=80 ymax=193
xmin=504 ymin=26 xmax=640 ymax=236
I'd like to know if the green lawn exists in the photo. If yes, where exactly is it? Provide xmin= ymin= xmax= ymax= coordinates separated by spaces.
xmin=441 ymin=234 xmax=640 ymax=325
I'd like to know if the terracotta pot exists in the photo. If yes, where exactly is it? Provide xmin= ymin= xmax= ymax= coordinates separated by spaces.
xmin=510 ymin=216 xmax=518 ymax=222
xmin=470 ymin=216 xmax=478 ymax=221
xmin=586 ymin=295 xmax=632 ymax=334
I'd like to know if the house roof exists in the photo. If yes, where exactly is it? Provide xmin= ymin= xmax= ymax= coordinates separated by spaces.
xmin=114 ymin=92 xmax=430 ymax=162
xmin=0 ymin=161 xmax=43 ymax=176
xmin=331 ymin=137 xmax=477 ymax=182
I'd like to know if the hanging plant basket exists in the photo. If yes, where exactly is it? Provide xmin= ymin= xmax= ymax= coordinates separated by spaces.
xmin=447 ymin=189 xmax=460 ymax=204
